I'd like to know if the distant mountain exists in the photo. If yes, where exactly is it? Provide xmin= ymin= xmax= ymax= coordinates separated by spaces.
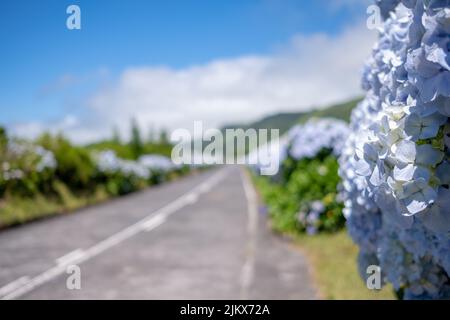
xmin=296 ymin=98 xmax=361 ymax=124
xmin=222 ymin=97 xmax=362 ymax=135
xmin=222 ymin=112 xmax=304 ymax=135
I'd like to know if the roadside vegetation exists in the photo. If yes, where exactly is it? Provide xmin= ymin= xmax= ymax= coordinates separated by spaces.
xmin=294 ymin=231 xmax=395 ymax=299
xmin=250 ymin=111 xmax=396 ymax=299
xmin=253 ymin=173 xmax=395 ymax=299
xmin=0 ymin=121 xmax=189 ymax=229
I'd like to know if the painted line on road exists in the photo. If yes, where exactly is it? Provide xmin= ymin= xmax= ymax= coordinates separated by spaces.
xmin=0 ymin=168 xmax=227 ymax=300
xmin=239 ymin=167 xmax=258 ymax=300
xmin=0 ymin=276 xmax=31 ymax=297
xmin=142 ymin=214 xmax=167 ymax=232
xmin=56 ymin=249 xmax=85 ymax=266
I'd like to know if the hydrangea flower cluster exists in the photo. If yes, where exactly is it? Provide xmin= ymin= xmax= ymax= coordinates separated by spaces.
xmin=138 ymin=154 xmax=178 ymax=172
xmin=95 ymin=150 xmax=150 ymax=179
xmin=34 ymin=145 xmax=58 ymax=172
xmin=339 ymin=0 xmax=450 ymax=299
xmin=297 ymin=200 xmax=326 ymax=235
xmin=1 ymin=140 xmax=57 ymax=181
xmin=246 ymin=118 xmax=349 ymax=176
xmin=95 ymin=150 xmax=178 ymax=179
xmin=286 ymin=118 xmax=350 ymax=160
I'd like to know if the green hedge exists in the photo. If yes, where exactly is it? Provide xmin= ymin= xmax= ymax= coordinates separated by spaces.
xmin=254 ymin=149 xmax=345 ymax=235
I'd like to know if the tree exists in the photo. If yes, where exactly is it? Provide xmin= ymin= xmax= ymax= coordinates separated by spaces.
xmin=130 ymin=118 xmax=143 ymax=158
xmin=159 ymin=128 xmax=169 ymax=145
xmin=0 ymin=126 xmax=7 ymax=154
xmin=112 ymin=126 xmax=121 ymax=144
xmin=147 ymin=124 xmax=155 ymax=143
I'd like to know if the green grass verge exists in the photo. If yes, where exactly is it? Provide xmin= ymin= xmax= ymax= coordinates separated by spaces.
xmin=292 ymin=230 xmax=395 ymax=300
xmin=0 ymin=169 xmax=196 ymax=229
xmin=0 ymin=183 xmax=110 ymax=229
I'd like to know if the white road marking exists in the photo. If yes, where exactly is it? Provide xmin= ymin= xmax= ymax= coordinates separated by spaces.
xmin=239 ymin=167 xmax=258 ymax=300
xmin=185 ymin=192 xmax=199 ymax=204
xmin=0 ymin=276 xmax=30 ymax=297
xmin=198 ymin=180 xmax=214 ymax=193
xmin=142 ymin=214 xmax=167 ymax=232
xmin=56 ymin=249 xmax=85 ymax=266
xmin=0 ymin=168 xmax=227 ymax=300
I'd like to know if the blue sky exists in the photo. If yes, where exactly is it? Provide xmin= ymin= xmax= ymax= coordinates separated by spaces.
xmin=0 ymin=0 xmax=374 ymax=142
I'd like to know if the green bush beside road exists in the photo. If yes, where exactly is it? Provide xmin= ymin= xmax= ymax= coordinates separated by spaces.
xmin=0 ymin=125 xmax=188 ymax=229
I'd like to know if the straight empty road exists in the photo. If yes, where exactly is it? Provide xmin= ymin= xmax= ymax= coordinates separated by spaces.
xmin=0 ymin=166 xmax=317 ymax=299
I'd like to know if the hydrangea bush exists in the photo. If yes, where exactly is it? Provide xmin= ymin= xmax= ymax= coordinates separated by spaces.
xmin=254 ymin=118 xmax=350 ymax=235
xmin=139 ymin=154 xmax=183 ymax=184
xmin=0 ymin=140 xmax=57 ymax=197
xmin=138 ymin=154 xmax=178 ymax=173
xmin=0 ymin=129 xmax=187 ymax=227
xmin=96 ymin=150 xmax=150 ymax=180
xmin=0 ymin=131 xmax=182 ymax=199
xmin=95 ymin=150 xmax=181 ymax=195
xmin=94 ymin=150 xmax=150 ymax=195
xmin=339 ymin=0 xmax=449 ymax=299
xmin=287 ymin=118 xmax=350 ymax=161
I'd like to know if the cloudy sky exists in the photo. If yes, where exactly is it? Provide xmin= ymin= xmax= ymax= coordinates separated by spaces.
xmin=1 ymin=0 xmax=375 ymax=143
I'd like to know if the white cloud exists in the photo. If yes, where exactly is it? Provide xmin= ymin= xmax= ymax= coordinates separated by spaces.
xmin=11 ymin=22 xmax=376 ymax=144
xmin=11 ymin=115 xmax=101 ymax=142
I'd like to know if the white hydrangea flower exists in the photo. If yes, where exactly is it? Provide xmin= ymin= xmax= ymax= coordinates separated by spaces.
xmin=138 ymin=155 xmax=178 ymax=172
xmin=1 ymin=140 xmax=57 ymax=181
xmin=287 ymin=118 xmax=350 ymax=160
xmin=339 ymin=0 xmax=450 ymax=299
xmin=95 ymin=150 xmax=150 ymax=179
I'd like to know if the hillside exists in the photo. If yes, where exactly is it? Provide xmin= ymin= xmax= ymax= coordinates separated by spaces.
xmin=222 ymin=112 xmax=305 ymax=135
xmin=297 ymin=98 xmax=361 ymax=124
xmin=222 ymin=97 xmax=361 ymax=135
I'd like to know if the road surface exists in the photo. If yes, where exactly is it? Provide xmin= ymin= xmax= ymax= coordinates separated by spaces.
xmin=0 ymin=166 xmax=317 ymax=299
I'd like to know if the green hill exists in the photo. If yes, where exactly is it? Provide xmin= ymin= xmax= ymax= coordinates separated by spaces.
xmin=222 ymin=97 xmax=361 ymax=135
xmin=222 ymin=112 xmax=304 ymax=135
xmin=297 ymin=98 xmax=361 ymax=124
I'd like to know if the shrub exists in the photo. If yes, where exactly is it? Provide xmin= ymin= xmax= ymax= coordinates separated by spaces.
xmin=253 ymin=118 xmax=349 ymax=235
xmin=0 ymin=130 xmax=189 ymax=227
xmin=94 ymin=150 xmax=149 ymax=195
xmin=1 ymin=137 xmax=57 ymax=197
xmin=37 ymin=134 xmax=95 ymax=190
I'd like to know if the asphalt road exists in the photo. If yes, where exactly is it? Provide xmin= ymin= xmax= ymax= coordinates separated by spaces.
xmin=0 ymin=166 xmax=317 ymax=300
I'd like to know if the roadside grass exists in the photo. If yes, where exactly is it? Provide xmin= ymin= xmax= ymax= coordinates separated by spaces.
xmin=0 ymin=169 xmax=198 ymax=230
xmin=0 ymin=184 xmax=110 ymax=229
xmin=292 ymin=230 xmax=395 ymax=300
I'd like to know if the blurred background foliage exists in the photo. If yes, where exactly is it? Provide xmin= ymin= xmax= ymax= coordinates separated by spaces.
xmin=255 ymin=149 xmax=345 ymax=235
xmin=0 ymin=120 xmax=187 ymax=229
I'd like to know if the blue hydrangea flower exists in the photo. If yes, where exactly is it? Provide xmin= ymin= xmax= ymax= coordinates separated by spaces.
xmin=339 ymin=0 xmax=449 ymax=299
xmin=404 ymin=112 xmax=447 ymax=140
